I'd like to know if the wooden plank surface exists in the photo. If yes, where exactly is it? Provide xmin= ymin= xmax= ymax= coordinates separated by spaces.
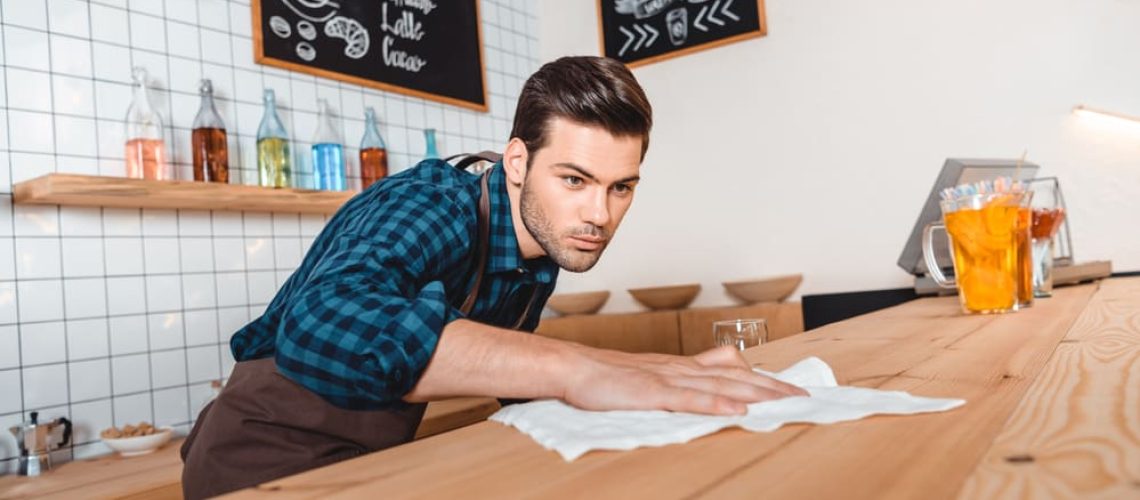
xmin=14 ymin=174 xmax=353 ymax=214
xmin=677 ymin=302 xmax=803 ymax=355
xmin=684 ymin=283 xmax=1098 ymax=500
xmin=0 ymin=396 xmax=505 ymax=500
xmin=535 ymin=310 xmax=682 ymax=355
xmin=413 ymin=397 xmax=501 ymax=440
xmin=958 ymin=276 xmax=1140 ymax=499
xmin=1052 ymin=259 xmax=1113 ymax=286
xmin=222 ymin=282 xmax=1103 ymax=499
xmin=0 ymin=439 xmax=184 ymax=500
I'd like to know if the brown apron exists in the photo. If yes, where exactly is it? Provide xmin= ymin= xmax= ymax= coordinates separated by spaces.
xmin=181 ymin=155 xmax=531 ymax=499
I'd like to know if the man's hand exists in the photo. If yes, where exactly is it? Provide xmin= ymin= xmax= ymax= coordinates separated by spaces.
xmin=562 ymin=345 xmax=807 ymax=415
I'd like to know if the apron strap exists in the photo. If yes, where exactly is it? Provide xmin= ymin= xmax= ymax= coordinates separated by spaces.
xmin=455 ymin=154 xmax=539 ymax=329
xmin=460 ymin=170 xmax=492 ymax=316
xmin=445 ymin=151 xmax=503 ymax=172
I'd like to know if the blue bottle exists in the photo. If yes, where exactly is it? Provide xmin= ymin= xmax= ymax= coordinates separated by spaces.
xmin=311 ymin=98 xmax=345 ymax=191
xmin=423 ymin=128 xmax=440 ymax=160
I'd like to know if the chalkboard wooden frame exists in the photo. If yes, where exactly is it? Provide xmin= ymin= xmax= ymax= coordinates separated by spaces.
xmin=596 ymin=0 xmax=767 ymax=68
xmin=250 ymin=0 xmax=489 ymax=112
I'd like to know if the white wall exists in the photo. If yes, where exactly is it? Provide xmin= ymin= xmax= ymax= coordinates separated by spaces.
xmin=539 ymin=0 xmax=1140 ymax=313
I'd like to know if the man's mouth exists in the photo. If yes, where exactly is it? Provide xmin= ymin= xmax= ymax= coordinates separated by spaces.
xmin=568 ymin=235 xmax=605 ymax=251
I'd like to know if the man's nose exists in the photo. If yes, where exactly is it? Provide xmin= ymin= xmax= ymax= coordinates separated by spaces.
xmin=581 ymin=188 xmax=611 ymax=227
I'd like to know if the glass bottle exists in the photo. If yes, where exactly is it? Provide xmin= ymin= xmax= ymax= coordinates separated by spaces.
xmin=191 ymin=79 xmax=229 ymax=183
xmin=423 ymin=128 xmax=439 ymax=160
xmin=124 ymin=67 xmax=171 ymax=180
xmin=256 ymin=88 xmax=291 ymax=188
xmin=359 ymin=107 xmax=388 ymax=189
xmin=311 ymin=99 xmax=345 ymax=191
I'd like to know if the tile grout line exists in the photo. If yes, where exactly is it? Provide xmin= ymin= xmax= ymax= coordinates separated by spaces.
xmin=0 ymin=1 xmax=29 ymax=473
xmin=123 ymin=0 xmax=160 ymax=432
xmin=41 ymin=0 xmax=75 ymax=462
xmin=209 ymin=210 xmax=225 ymax=392
xmin=86 ymin=0 xmax=119 ymax=442
xmin=175 ymin=0 xmax=207 ymax=429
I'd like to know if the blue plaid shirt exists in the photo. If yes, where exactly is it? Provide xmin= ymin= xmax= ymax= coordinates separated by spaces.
xmin=230 ymin=160 xmax=560 ymax=410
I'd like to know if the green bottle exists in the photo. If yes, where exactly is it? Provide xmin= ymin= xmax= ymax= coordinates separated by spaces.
xmin=256 ymin=88 xmax=291 ymax=187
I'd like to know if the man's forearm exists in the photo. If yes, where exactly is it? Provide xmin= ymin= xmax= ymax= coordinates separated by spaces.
xmin=402 ymin=319 xmax=584 ymax=402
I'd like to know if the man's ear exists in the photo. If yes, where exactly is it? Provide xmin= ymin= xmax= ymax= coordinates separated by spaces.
xmin=503 ymin=137 xmax=529 ymax=187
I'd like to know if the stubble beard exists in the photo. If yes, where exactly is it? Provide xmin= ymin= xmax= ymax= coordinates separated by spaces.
xmin=519 ymin=177 xmax=609 ymax=273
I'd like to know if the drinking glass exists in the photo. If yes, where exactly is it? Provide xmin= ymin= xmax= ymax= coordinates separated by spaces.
xmin=713 ymin=319 xmax=768 ymax=351
xmin=1015 ymin=196 xmax=1034 ymax=309
xmin=1028 ymin=178 xmax=1066 ymax=297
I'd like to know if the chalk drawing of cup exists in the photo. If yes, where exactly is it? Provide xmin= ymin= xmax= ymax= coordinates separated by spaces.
xmin=666 ymin=8 xmax=687 ymax=46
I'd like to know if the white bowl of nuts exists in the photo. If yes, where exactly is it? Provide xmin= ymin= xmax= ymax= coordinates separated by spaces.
xmin=100 ymin=422 xmax=173 ymax=457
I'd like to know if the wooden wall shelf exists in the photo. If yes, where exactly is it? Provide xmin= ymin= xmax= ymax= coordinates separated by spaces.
xmin=13 ymin=174 xmax=354 ymax=214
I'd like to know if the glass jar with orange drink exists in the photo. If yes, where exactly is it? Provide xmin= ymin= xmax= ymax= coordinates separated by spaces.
xmin=923 ymin=188 xmax=1032 ymax=315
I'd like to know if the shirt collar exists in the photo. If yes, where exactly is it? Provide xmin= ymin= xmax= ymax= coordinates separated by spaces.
xmin=484 ymin=164 xmax=558 ymax=284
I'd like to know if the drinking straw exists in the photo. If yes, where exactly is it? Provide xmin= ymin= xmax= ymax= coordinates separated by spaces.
xmin=1014 ymin=149 xmax=1027 ymax=181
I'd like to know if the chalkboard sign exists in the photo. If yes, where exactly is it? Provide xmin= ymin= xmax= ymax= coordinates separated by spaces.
xmin=252 ymin=0 xmax=487 ymax=111
xmin=597 ymin=0 xmax=767 ymax=67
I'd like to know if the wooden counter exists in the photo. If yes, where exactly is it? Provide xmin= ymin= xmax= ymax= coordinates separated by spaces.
xmin=221 ymin=277 xmax=1140 ymax=499
xmin=0 ymin=439 xmax=184 ymax=500
xmin=0 ymin=398 xmax=502 ymax=499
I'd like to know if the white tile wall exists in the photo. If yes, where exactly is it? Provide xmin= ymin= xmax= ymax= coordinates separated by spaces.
xmin=23 ymin=363 xmax=69 ymax=409
xmin=61 ymin=238 xmax=105 ymax=277
xmin=70 ymin=398 xmax=111 ymax=451
xmin=17 ymin=279 xmax=64 ymax=322
xmin=64 ymin=277 xmax=107 ymax=319
xmin=0 ymin=325 xmax=17 ymax=369
xmin=19 ymin=321 xmax=65 ymax=366
xmin=0 ymin=282 xmax=16 ymax=324
xmin=112 ymin=393 xmax=151 ymax=427
xmin=1 ymin=0 xmax=539 ymax=471
xmin=184 ymin=309 xmax=219 ymax=346
xmin=69 ymin=358 xmax=110 ymax=401
xmin=0 ymin=371 xmax=22 ymax=414
xmin=66 ymin=318 xmax=109 ymax=360
xmin=108 ymin=314 xmax=147 ymax=355
xmin=147 ymin=312 xmax=183 ymax=351
xmin=111 ymin=353 xmax=149 ymax=395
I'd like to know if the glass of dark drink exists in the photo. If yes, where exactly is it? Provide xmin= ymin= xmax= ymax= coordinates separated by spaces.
xmin=1028 ymin=178 xmax=1066 ymax=297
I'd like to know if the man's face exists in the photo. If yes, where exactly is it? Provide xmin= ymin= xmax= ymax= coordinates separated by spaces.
xmin=518 ymin=118 xmax=643 ymax=272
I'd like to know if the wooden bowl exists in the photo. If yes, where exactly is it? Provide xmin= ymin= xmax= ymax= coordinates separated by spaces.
xmin=545 ymin=291 xmax=610 ymax=316
xmin=722 ymin=274 xmax=803 ymax=304
xmin=627 ymin=284 xmax=701 ymax=310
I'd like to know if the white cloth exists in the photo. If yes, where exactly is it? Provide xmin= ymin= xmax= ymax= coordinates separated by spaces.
xmin=489 ymin=357 xmax=966 ymax=461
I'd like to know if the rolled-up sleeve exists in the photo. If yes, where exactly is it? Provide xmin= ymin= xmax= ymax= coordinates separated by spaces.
xmin=273 ymin=190 xmax=473 ymax=410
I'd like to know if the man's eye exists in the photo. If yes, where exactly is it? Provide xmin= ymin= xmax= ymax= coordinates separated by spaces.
xmin=613 ymin=184 xmax=632 ymax=194
xmin=564 ymin=176 xmax=583 ymax=187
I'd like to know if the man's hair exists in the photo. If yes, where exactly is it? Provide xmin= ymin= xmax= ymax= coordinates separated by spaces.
xmin=510 ymin=56 xmax=653 ymax=163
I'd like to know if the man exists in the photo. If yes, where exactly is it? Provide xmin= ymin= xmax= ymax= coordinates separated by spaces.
xmin=181 ymin=56 xmax=804 ymax=498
